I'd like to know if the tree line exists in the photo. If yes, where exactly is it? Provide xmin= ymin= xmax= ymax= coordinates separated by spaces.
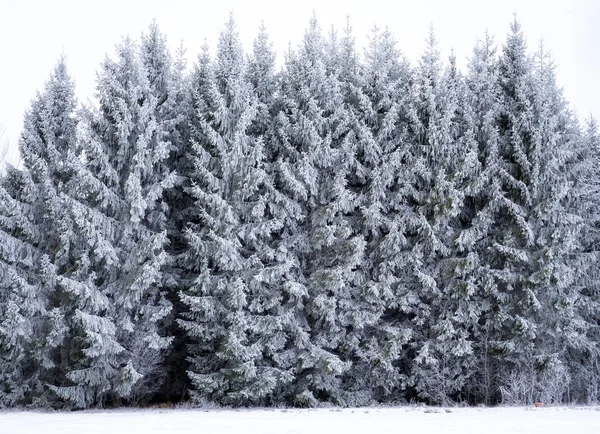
xmin=1 ymin=14 xmax=599 ymax=409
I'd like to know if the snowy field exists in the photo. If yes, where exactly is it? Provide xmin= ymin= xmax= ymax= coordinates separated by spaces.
xmin=1 ymin=406 xmax=600 ymax=434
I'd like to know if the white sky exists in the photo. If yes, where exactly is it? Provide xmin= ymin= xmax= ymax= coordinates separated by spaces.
xmin=0 ymin=0 xmax=598 ymax=166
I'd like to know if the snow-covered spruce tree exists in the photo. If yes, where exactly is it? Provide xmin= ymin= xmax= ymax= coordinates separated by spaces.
xmin=0 ymin=58 xmax=81 ymax=407
xmin=518 ymin=42 xmax=583 ymax=405
xmin=0 ymin=167 xmax=51 ymax=407
xmin=248 ymin=23 xmax=277 ymax=136
xmin=356 ymin=26 xmax=416 ymax=402
xmin=50 ymin=36 xmax=173 ymax=408
xmin=399 ymin=28 xmax=473 ymax=405
xmin=322 ymin=21 xmax=407 ymax=405
xmin=272 ymin=16 xmax=370 ymax=406
xmin=252 ymin=25 xmax=327 ymax=407
xmin=568 ymin=117 xmax=600 ymax=403
xmin=321 ymin=21 xmax=373 ymax=406
xmin=485 ymin=18 xmax=580 ymax=405
xmin=179 ymin=17 xmax=297 ymax=406
xmin=138 ymin=21 xmax=190 ymax=403
xmin=458 ymin=17 xmax=543 ymax=405
xmin=46 ymin=155 xmax=124 ymax=408
xmin=246 ymin=24 xmax=319 ymax=405
xmin=462 ymin=17 xmax=539 ymax=404
xmin=457 ymin=32 xmax=505 ymax=405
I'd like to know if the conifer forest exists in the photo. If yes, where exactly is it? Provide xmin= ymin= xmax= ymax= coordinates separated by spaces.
xmin=1 ymin=14 xmax=599 ymax=409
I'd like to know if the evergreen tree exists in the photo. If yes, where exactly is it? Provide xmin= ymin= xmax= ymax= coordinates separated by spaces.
xmin=271 ymin=16 xmax=371 ymax=406
xmin=262 ymin=17 xmax=333 ymax=407
xmin=251 ymin=25 xmax=328 ymax=406
xmin=458 ymin=32 xmax=505 ymax=404
xmin=0 ymin=167 xmax=50 ymax=406
xmin=325 ymin=20 xmax=404 ymax=406
xmin=569 ymin=117 xmax=600 ymax=403
xmin=138 ymin=20 xmax=186 ymax=402
xmin=400 ymin=28 xmax=471 ymax=405
xmin=521 ymin=41 xmax=586 ymax=404
xmin=179 ymin=16 xmax=297 ymax=405
xmin=304 ymin=17 xmax=365 ymax=406
xmin=246 ymin=23 xmax=315 ymax=405
xmin=359 ymin=25 xmax=415 ymax=402
xmin=462 ymin=17 xmax=538 ymax=404
xmin=488 ymin=18 xmax=580 ymax=404
xmin=248 ymin=23 xmax=277 ymax=135
xmin=0 ymin=58 xmax=80 ymax=407
xmin=50 ymin=36 xmax=173 ymax=408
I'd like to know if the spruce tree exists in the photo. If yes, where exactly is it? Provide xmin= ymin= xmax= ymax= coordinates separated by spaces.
xmin=490 ymin=17 xmax=579 ymax=404
xmin=0 ymin=167 xmax=50 ymax=406
xmin=459 ymin=32 xmax=505 ymax=404
xmin=50 ymin=36 xmax=173 ymax=408
xmin=359 ymin=26 xmax=415 ymax=401
xmin=569 ymin=117 xmax=600 ymax=403
xmin=401 ymin=28 xmax=472 ymax=405
xmin=0 ymin=58 xmax=80 ymax=407
xmin=303 ymin=17 xmax=367 ymax=406
xmin=521 ymin=42 xmax=585 ymax=404
xmin=179 ymin=16 xmax=297 ymax=405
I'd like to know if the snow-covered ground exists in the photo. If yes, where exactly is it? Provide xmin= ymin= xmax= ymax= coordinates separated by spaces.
xmin=1 ymin=406 xmax=599 ymax=434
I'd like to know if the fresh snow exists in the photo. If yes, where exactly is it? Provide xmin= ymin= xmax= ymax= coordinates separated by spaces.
xmin=1 ymin=407 xmax=599 ymax=434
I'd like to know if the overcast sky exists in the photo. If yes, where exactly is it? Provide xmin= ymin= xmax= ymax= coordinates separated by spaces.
xmin=0 ymin=0 xmax=598 ymax=165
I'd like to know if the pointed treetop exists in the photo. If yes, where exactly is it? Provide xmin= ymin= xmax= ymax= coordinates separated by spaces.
xmin=141 ymin=20 xmax=171 ymax=95
xmin=309 ymin=10 xmax=319 ymax=29
xmin=96 ymin=36 xmax=142 ymax=110
xmin=364 ymin=25 xmax=405 ymax=83
xmin=143 ymin=18 xmax=165 ymax=45
xmin=303 ymin=12 xmax=323 ymax=59
xmin=339 ymin=16 xmax=358 ymax=79
xmin=252 ymin=21 xmax=275 ymax=66
xmin=499 ymin=14 xmax=530 ymax=99
xmin=533 ymin=38 xmax=554 ymax=72
xmin=476 ymin=30 xmax=496 ymax=62
xmin=173 ymin=40 xmax=188 ymax=74
xmin=426 ymin=23 xmax=437 ymax=48
xmin=217 ymin=13 xmax=245 ymax=81
xmin=422 ymin=23 xmax=440 ymax=65
xmin=46 ymin=56 xmax=76 ymax=113
xmin=18 ymin=56 xmax=77 ymax=173
xmin=448 ymin=49 xmax=457 ymax=69
xmin=419 ymin=23 xmax=441 ymax=85
xmin=586 ymin=116 xmax=599 ymax=149
xmin=52 ymin=54 xmax=71 ymax=84
xmin=467 ymin=30 xmax=498 ymax=84
xmin=503 ymin=12 xmax=527 ymax=60
xmin=200 ymin=38 xmax=211 ymax=63
xmin=510 ymin=11 xmax=522 ymax=35
xmin=249 ymin=22 xmax=276 ymax=104
xmin=195 ymin=39 xmax=212 ymax=78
